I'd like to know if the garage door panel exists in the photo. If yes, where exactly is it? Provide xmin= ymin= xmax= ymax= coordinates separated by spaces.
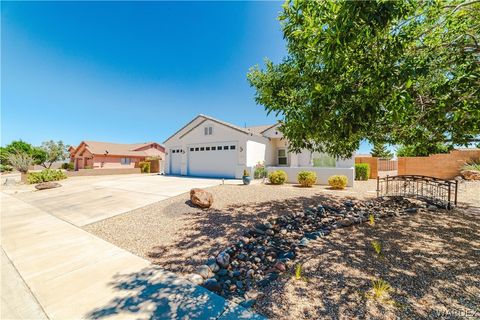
xmin=187 ymin=142 xmax=237 ymax=178
xmin=170 ymin=147 xmax=182 ymax=175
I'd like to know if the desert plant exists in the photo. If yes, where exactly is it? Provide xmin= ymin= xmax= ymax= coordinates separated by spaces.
xmin=328 ymin=175 xmax=348 ymax=189
xmin=355 ymin=163 xmax=370 ymax=180
xmin=243 ymin=169 xmax=250 ymax=176
xmin=369 ymin=214 xmax=375 ymax=226
xmin=0 ymin=164 xmax=13 ymax=173
xmin=61 ymin=162 xmax=74 ymax=171
xmin=39 ymin=140 xmax=69 ymax=169
xmin=294 ymin=263 xmax=308 ymax=282
xmin=371 ymin=240 xmax=382 ymax=257
xmin=253 ymin=162 xmax=267 ymax=179
xmin=7 ymin=151 xmax=33 ymax=174
xmin=462 ymin=159 xmax=480 ymax=172
xmin=297 ymin=171 xmax=317 ymax=187
xmin=138 ymin=161 xmax=151 ymax=173
xmin=268 ymin=170 xmax=287 ymax=185
xmin=368 ymin=279 xmax=392 ymax=302
xmin=27 ymin=169 xmax=67 ymax=184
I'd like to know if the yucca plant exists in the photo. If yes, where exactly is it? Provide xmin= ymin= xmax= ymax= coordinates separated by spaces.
xmin=369 ymin=214 xmax=375 ymax=226
xmin=371 ymin=240 xmax=382 ymax=257
xmin=369 ymin=279 xmax=392 ymax=302
xmin=462 ymin=159 xmax=480 ymax=171
xmin=294 ymin=263 xmax=308 ymax=282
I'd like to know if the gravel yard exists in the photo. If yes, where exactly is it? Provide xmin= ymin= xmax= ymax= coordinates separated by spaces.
xmin=84 ymin=179 xmax=480 ymax=319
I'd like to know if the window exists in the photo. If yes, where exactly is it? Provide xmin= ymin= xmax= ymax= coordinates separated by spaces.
xmin=212 ymin=146 xmax=216 ymax=151
xmin=312 ymin=152 xmax=336 ymax=167
xmin=190 ymin=148 xmax=194 ymax=152
xmin=200 ymin=147 xmax=205 ymax=151
xmin=120 ymin=157 xmax=131 ymax=165
xmin=223 ymin=146 xmax=229 ymax=150
xmin=195 ymin=147 xmax=199 ymax=151
xmin=204 ymin=126 xmax=213 ymax=135
xmin=217 ymin=146 xmax=222 ymax=150
xmin=230 ymin=145 xmax=236 ymax=150
xmin=277 ymin=149 xmax=287 ymax=165
xmin=172 ymin=150 xmax=176 ymax=153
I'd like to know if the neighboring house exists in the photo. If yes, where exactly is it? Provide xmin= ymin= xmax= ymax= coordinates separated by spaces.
xmin=70 ymin=141 xmax=165 ymax=171
xmin=164 ymin=114 xmax=354 ymax=185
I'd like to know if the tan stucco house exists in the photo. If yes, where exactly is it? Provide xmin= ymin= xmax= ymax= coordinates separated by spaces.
xmin=70 ymin=141 xmax=165 ymax=171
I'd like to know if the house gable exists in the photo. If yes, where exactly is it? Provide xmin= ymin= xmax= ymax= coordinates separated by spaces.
xmin=164 ymin=114 xmax=256 ymax=145
xmin=262 ymin=123 xmax=283 ymax=139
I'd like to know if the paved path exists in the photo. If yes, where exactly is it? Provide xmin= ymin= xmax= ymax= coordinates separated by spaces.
xmin=5 ymin=174 xmax=227 ymax=226
xmin=1 ymin=193 xmax=263 ymax=319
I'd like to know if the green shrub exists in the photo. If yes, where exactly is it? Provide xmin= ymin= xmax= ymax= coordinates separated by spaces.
xmin=355 ymin=163 xmax=370 ymax=180
xmin=61 ymin=162 xmax=74 ymax=171
xmin=328 ymin=175 xmax=348 ymax=189
xmin=297 ymin=171 xmax=317 ymax=187
xmin=254 ymin=162 xmax=267 ymax=179
xmin=138 ymin=161 xmax=151 ymax=173
xmin=268 ymin=170 xmax=287 ymax=185
xmin=0 ymin=164 xmax=13 ymax=173
xmin=27 ymin=169 xmax=67 ymax=184
xmin=84 ymin=165 xmax=93 ymax=169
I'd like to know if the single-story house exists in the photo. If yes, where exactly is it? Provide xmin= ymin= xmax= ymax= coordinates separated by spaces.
xmin=70 ymin=141 xmax=165 ymax=171
xmin=163 ymin=114 xmax=354 ymax=186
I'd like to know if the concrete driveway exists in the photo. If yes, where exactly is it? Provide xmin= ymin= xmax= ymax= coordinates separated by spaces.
xmin=8 ymin=174 xmax=226 ymax=227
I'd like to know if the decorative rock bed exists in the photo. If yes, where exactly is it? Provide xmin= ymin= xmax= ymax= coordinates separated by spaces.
xmin=187 ymin=196 xmax=435 ymax=309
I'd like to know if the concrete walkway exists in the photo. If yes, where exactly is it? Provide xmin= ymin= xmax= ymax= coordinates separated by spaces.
xmin=1 ymin=193 xmax=262 ymax=319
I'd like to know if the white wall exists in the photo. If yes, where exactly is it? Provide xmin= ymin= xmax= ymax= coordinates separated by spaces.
xmin=266 ymin=166 xmax=354 ymax=187
xmin=246 ymin=140 xmax=266 ymax=167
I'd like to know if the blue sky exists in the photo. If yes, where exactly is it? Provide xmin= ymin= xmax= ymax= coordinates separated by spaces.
xmin=1 ymin=1 xmax=373 ymax=153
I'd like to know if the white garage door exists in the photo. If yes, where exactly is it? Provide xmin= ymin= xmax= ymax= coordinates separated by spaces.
xmin=187 ymin=142 xmax=237 ymax=178
xmin=170 ymin=147 xmax=182 ymax=175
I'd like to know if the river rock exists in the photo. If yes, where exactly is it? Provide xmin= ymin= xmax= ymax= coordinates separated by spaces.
xmin=216 ymin=251 xmax=230 ymax=268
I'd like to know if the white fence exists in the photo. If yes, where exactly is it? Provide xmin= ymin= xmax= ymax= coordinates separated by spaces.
xmin=266 ymin=166 xmax=354 ymax=187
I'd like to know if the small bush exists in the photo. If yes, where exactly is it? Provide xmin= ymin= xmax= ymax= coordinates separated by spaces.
xmin=328 ymin=175 xmax=348 ymax=189
xmin=462 ymin=158 xmax=480 ymax=171
xmin=243 ymin=169 xmax=250 ymax=176
xmin=268 ymin=170 xmax=287 ymax=185
xmin=253 ymin=162 xmax=267 ymax=179
xmin=138 ymin=161 xmax=151 ymax=173
xmin=0 ymin=164 xmax=13 ymax=173
xmin=84 ymin=165 xmax=93 ymax=169
xmin=297 ymin=171 xmax=317 ymax=187
xmin=355 ymin=163 xmax=370 ymax=180
xmin=27 ymin=169 xmax=67 ymax=184
xmin=61 ymin=162 xmax=74 ymax=171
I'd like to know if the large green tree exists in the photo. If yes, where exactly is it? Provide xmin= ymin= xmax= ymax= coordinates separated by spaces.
xmin=248 ymin=0 xmax=480 ymax=158
xmin=371 ymin=143 xmax=393 ymax=158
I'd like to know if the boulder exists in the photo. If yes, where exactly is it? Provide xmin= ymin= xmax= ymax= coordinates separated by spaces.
xmin=35 ymin=182 xmax=61 ymax=190
xmin=190 ymin=188 xmax=213 ymax=208
xmin=461 ymin=170 xmax=480 ymax=180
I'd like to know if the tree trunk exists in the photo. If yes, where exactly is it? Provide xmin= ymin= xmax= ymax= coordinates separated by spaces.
xmin=20 ymin=172 xmax=28 ymax=183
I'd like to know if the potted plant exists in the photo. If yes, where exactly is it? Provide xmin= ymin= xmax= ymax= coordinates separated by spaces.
xmin=242 ymin=169 xmax=251 ymax=185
